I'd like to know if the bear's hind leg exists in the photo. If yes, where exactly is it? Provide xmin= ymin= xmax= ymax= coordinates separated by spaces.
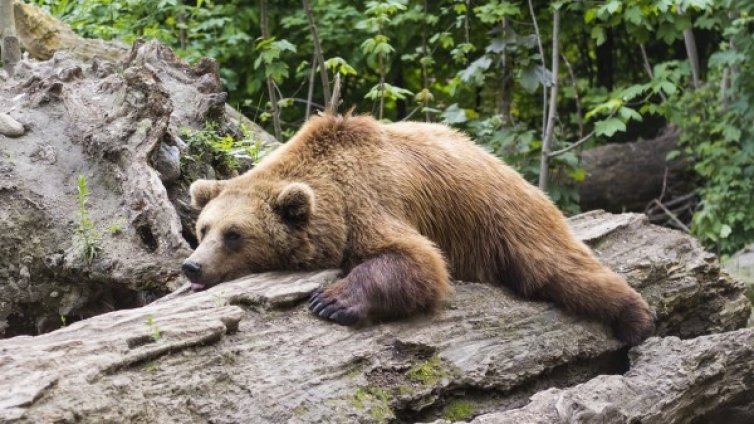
xmin=309 ymin=223 xmax=451 ymax=325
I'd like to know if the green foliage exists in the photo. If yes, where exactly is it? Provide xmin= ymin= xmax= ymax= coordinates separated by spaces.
xmin=667 ymin=35 xmax=754 ymax=255
xmin=106 ymin=219 xmax=126 ymax=235
xmin=74 ymin=175 xmax=100 ymax=265
xmin=441 ymin=399 xmax=476 ymax=421
xmin=406 ymin=355 xmax=446 ymax=386
xmin=41 ymin=0 xmax=754 ymax=251
xmin=146 ymin=314 xmax=161 ymax=342
xmin=254 ymin=37 xmax=297 ymax=82
xmin=181 ymin=122 xmax=269 ymax=176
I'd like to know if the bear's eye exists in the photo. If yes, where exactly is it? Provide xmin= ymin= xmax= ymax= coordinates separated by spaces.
xmin=199 ymin=225 xmax=209 ymax=239
xmin=224 ymin=230 xmax=242 ymax=243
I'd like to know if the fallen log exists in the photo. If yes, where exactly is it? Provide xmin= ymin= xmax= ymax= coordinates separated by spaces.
xmin=434 ymin=327 xmax=754 ymax=423
xmin=578 ymin=126 xmax=691 ymax=214
xmin=0 ymin=211 xmax=749 ymax=423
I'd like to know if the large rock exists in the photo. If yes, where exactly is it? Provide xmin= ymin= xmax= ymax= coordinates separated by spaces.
xmin=0 ymin=40 xmax=269 ymax=337
xmin=0 ymin=211 xmax=749 ymax=423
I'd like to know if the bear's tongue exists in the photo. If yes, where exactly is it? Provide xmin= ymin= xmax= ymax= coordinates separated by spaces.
xmin=191 ymin=282 xmax=206 ymax=291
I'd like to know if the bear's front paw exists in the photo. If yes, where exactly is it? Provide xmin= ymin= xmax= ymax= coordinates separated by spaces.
xmin=308 ymin=286 xmax=367 ymax=326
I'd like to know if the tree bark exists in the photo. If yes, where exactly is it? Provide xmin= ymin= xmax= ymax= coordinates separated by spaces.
xmin=435 ymin=328 xmax=754 ymax=423
xmin=1 ymin=211 xmax=750 ymax=422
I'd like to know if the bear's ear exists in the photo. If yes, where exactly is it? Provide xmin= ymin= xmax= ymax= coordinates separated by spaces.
xmin=273 ymin=182 xmax=314 ymax=224
xmin=189 ymin=179 xmax=227 ymax=209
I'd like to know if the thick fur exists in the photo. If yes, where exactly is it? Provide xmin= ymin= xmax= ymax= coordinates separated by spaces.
xmin=186 ymin=113 xmax=654 ymax=346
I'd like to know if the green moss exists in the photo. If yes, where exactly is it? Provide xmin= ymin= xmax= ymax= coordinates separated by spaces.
xmin=143 ymin=362 xmax=159 ymax=372
xmin=352 ymin=388 xmax=369 ymax=409
xmin=441 ymin=399 xmax=476 ymax=421
xmin=292 ymin=405 xmax=307 ymax=417
xmin=406 ymin=355 xmax=446 ymax=385
xmin=350 ymin=387 xmax=393 ymax=422
xmin=344 ymin=367 xmax=362 ymax=379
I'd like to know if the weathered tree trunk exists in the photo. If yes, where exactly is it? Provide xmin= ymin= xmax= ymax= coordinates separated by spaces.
xmin=0 ymin=38 xmax=276 ymax=337
xmin=578 ymin=126 xmax=690 ymax=213
xmin=0 ymin=3 xmax=280 ymax=338
xmin=10 ymin=0 xmax=277 ymax=147
xmin=1 ymin=211 xmax=749 ymax=423
xmin=434 ymin=328 xmax=754 ymax=423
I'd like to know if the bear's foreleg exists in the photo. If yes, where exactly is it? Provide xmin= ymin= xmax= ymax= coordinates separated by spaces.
xmin=308 ymin=224 xmax=451 ymax=325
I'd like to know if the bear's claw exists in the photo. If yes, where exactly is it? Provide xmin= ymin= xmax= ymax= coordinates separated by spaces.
xmin=308 ymin=288 xmax=365 ymax=326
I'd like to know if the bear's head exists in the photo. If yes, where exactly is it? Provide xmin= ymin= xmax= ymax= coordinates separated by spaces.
xmin=182 ymin=178 xmax=317 ymax=290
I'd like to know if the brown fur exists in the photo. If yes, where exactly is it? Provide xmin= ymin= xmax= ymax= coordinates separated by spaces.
xmin=186 ymin=113 xmax=654 ymax=345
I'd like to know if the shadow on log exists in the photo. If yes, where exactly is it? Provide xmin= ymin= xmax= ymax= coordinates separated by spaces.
xmin=0 ymin=211 xmax=749 ymax=423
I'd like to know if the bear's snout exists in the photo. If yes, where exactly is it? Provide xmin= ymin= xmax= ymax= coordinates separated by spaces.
xmin=182 ymin=260 xmax=202 ymax=281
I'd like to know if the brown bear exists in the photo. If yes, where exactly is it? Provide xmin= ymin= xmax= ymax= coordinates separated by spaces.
xmin=184 ymin=113 xmax=654 ymax=345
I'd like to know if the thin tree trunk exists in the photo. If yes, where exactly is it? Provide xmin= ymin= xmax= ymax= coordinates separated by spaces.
xmin=421 ymin=0 xmax=430 ymax=122
xmin=260 ymin=0 xmax=282 ymax=141
xmin=498 ymin=17 xmax=513 ymax=125
xmin=527 ymin=0 xmax=548 ymax=139
xmin=377 ymin=21 xmax=385 ymax=121
xmin=0 ymin=0 xmax=21 ymax=76
xmin=178 ymin=13 xmax=187 ymax=50
xmin=378 ymin=52 xmax=385 ymax=120
xmin=684 ymin=28 xmax=701 ymax=89
xmin=305 ymin=51 xmax=316 ymax=121
xmin=538 ymin=9 xmax=560 ymax=191
xmin=677 ymin=6 xmax=701 ymax=89
xmin=302 ymin=0 xmax=331 ymax=110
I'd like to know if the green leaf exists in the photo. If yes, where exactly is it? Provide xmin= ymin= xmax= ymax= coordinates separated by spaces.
xmin=590 ymin=26 xmax=606 ymax=45
xmin=460 ymin=56 xmax=492 ymax=83
xmin=722 ymin=126 xmax=741 ymax=142
xmin=594 ymin=117 xmax=627 ymax=137
xmin=618 ymin=107 xmax=643 ymax=122
xmin=441 ymin=103 xmax=468 ymax=124
xmin=624 ymin=6 xmax=643 ymax=26
xmin=720 ymin=224 xmax=732 ymax=239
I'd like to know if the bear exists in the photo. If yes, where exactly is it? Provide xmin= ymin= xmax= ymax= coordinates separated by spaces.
xmin=183 ymin=113 xmax=655 ymax=346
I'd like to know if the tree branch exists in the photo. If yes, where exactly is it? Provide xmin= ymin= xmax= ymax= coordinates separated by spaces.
xmin=538 ymin=8 xmax=560 ymax=191
xmin=302 ymin=0 xmax=331 ymax=110
xmin=527 ymin=0 xmax=548 ymax=139
xmin=327 ymin=73 xmax=341 ymax=115
xmin=260 ymin=0 xmax=282 ymax=141
xmin=305 ymin=51 xmax=317 ymax=120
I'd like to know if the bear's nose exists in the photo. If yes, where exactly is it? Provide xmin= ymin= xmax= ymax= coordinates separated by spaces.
xmin=182 ymin=260 xmax=202 ymax=280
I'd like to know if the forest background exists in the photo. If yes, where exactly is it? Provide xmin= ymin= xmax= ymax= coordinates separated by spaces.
xmin=26 ymin=0 xmax=754 ymax=258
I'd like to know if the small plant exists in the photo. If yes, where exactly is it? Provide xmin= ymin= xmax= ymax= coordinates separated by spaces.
xmin=181 ymin=122 xmax=270 ymax=176
xmin=143 ymin=362 xmax=159 ymax=372
xmin=60 ymin=314 xmax=67 ymax=327
xmin=106 ymin=219 xmax=126 ymax=235
xmin=146 ymin=314 xmax=161 ymax=342
xmin=74 ymin=175 xmax=100 ymax=264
